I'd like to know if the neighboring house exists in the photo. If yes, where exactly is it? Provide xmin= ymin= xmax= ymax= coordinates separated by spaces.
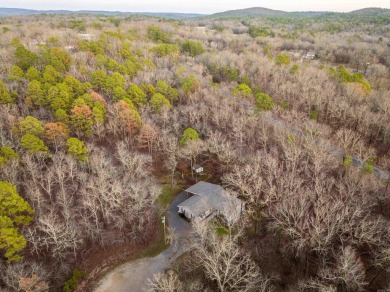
xmin=78 ymin=33 xmax=94 ymax=41
xmin=303 ymin=51 xmax=316 ymax=59
xmin=178 ymin=181 xmax=244 ymax=223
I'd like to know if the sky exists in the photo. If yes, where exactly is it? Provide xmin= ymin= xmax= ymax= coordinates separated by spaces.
xmin=1 ymin=0 xmax=390 ymax=14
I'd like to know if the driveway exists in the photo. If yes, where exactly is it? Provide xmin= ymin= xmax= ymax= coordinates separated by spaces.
xmin=93 ymin=191 xmax=191 ymax=292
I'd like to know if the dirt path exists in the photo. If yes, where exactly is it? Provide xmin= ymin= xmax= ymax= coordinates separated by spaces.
xmin=94 ymin=192 xmax=191 ymax=292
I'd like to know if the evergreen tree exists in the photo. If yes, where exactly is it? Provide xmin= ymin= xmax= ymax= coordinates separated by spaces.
xmin=20 ymin=134 xmax=48 ymax=153
xmin=0 ymin=181 xmax=34 ymax=262
xmin=19 ymin=116 xmax=44 ymax=136
xmin=128 ymin=85 xmax=147 ymax=106
xmin=150 ymin=93 xmax=171 ymax=113
xmin=180 ymin=128 xmax=200 ymax=146
xmin=0 ymin=81 xmax=13 ymax=104
xmin=66 ymin=138 xmax=89 ymax=161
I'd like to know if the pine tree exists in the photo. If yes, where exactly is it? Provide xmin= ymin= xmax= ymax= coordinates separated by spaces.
xmin=0 ymin=181 xmax=34 ymax=262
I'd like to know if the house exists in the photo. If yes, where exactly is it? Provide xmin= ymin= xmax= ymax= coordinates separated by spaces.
xmin=178 ymin=182 xmax=244 ymax=223
xmin=303 ymin=51 xmax=316 ymax=59
xmin=78 ymin=33 xmax=94 ymax=41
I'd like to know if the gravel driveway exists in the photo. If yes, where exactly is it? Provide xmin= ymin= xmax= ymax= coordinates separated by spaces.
xmin=94 ymin=191 xmax=191 ymax=292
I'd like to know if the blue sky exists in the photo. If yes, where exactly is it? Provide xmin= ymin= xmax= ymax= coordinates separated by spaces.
xmin=2 ymin=0 xmax=389 ymax=14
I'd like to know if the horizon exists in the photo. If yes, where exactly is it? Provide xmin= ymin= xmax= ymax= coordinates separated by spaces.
xmin=1 ymin=1 xmax=390 ymax=14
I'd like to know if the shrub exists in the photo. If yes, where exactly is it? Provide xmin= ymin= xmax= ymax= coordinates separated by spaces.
xmin=181 ymin=75 xmax=201 ymax=95
xmin=150 ymin=44 xmax=179 ymax=57
xmin=63 ymin=269 xmax=86 ymax=292
xmin=147 ymin=25 xmax=171 ymax=43
xmin=248 ymin=25 xmax=274 ymax=38
xmin=255 ymin=92 xmax=274 ymax=111
xmin=181 ymin=40 xmax=205 ymax=57
xmin=275 ymin=53 xmax=290 ymax=65
xmin=232 ymin=84 xmax=252 ymax=98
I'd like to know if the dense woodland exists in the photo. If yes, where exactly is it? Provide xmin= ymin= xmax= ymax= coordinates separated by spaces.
xmin=0 ymin=11 xmax=389 ymax=291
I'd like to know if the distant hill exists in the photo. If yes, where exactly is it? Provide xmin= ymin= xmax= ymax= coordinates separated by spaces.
xmin=209 ymin=6 xmax=390 ymax=19
xmin=349 ymin=7 xmax=390 ymax=15
xmin=0 ymin=7 xmax=203 ymax=19
xmin=211 ymin=7 xmax=287 ymax=18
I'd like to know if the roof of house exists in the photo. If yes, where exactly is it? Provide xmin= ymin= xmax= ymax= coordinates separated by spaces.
xmin=178 ymin=181 xmax=242 ymax=218
xmin=177 ymin=195 xmax=211 ymax=217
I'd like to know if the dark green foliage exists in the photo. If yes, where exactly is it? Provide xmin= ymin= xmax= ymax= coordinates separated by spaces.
xmin=181 ymin=40 xmax=205 ymax=57
xmin=40 ymin=47 xmax=72 ymax=73
xmin=43 ymin=65 xmax=63 ymax=85
xmin=15 ymin=45 xmax=38 ymax=71
xmin=68 ymin=20 xmax=86 ymax=32
xmin=343 ymin=154 xmax=353 ymax=167
xmin=150 ymin=44 xmax=179 ymax=57
xmin=8 ymin=66 xmax=24 ymax=81
xmin=64 ymin=76 xmax=90 ymax=98
xmin=0 ymin=81 xmax=13 ymax=104
xmin=290 ymin=64 xmax=299 ymax=74
xmin=0 ymin=181 xmax=34 ymax=262
xmin=91 ymin=70 xmax=107 ymax=92
xmin=63 ymin=269 xmax=86 ymax=292
xmin=0 ymin=147 xmax=19 ymax=168
xmin=109 ymin=17 xmax=122 ymax=27
xmin=128 ymin=85 xmax=147 ymax=106
xmin=20 ymin=134 xmax=48 ymax=153
xmin=279 ymin=100 xmax=289 ymax=110
xmin=212 ymin=24 xmax=225 ymax=32
xmin=26 ymin=67 xmax=41 ymax=81
xmin=206 ymin=63 xmax=240 ymax=83
xmin=150 ymin=93 xmax=171 ymax=113
xmin=232 ymin=84 xmax=252 ymax=98
xmin=66 ymin=138 xmax=89 ymax=161
xmin=329 ymin=66 xmax=371 ymax=93
xmin=140 ymin=84 xmax=156 ymax=99
xmin=147 ymin=25 xmax=171 ymax=43
xmin=255 ymin=92 xmax=274 ymax=111
xmin=309 ymin=110 xmax=319 ymax=121
xmin=228 ymin=67 xmax=239 ymax=81
xmin=248 ymin=25 xmax=275 ymax=38
xmin=25 ymin=80 xmax=44 ymax=106
xmin=156 ymin=81 xmax=178 ymax=103
xmin=275 ymin=53 xmax=290 ymax=65
xmin=181 ymin=75 xmax=201 ymax=94
xmin=180 ymin=128 xmax=200 ymax=146
xmin=79 ymin=40 xmax=105 ymax=55
xmin=113 ymin=86 xmax=129 ymax=102
xmin=19 ymin=116 xmax=44 ymax=136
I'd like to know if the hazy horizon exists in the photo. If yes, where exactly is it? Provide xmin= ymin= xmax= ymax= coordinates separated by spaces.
xmin=1 ymin=1 xmax=390 ymax=14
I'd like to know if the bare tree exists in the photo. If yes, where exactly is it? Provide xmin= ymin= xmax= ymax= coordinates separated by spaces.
xmin=190 ymin=220 xmax=273 ymax=292
xmin=148 ymin=270 xmax=183 ymax=292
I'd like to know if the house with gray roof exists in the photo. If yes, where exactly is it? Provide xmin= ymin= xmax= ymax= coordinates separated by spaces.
xmin=177 ymin=181 xmax=244 ymax=223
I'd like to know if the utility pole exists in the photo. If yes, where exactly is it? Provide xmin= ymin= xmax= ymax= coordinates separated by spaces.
xmin=161 ymin=216 xmax=166 ymax=243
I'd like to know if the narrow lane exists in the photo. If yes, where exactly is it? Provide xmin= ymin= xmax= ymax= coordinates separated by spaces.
xmin=94 ymin=192 xmax=191 ymax=292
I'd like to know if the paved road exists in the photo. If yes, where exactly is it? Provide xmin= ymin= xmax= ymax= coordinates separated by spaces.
xmin=94 ymin=192 xmax=191 ymax=292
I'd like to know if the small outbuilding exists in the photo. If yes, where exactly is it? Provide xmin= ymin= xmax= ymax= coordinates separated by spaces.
xmin=192 ymin=164 xmax=204 ymax=174
xmin=178 ymin=181 xmax=243 ymax=223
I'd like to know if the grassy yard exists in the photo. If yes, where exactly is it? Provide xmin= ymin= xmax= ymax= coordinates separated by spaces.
xmin=157 ymin=185 xmax=184 ymax=209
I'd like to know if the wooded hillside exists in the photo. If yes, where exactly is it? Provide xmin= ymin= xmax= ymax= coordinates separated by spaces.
xmin=0 ymin=12 xmax=389 ymax=291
